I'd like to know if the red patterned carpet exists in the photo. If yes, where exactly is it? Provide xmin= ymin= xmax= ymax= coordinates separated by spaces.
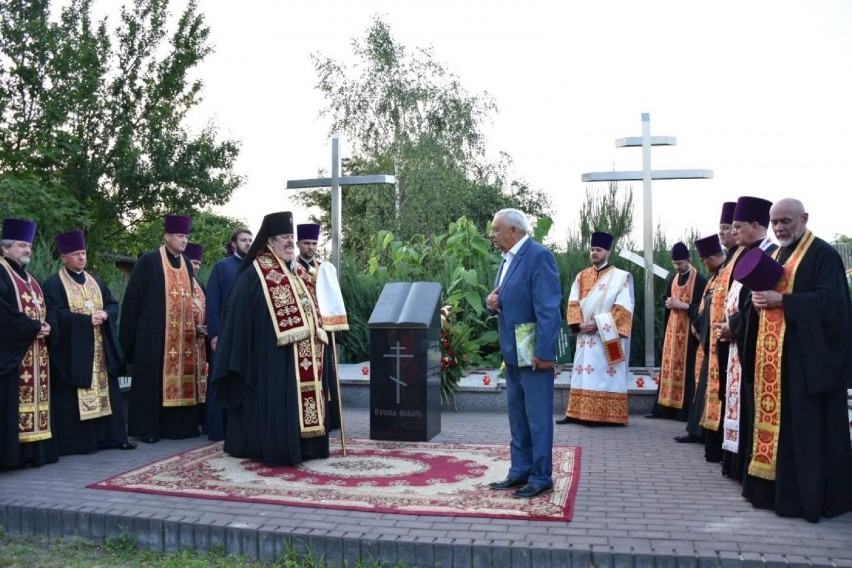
xmin=90 ymin=439 xmax=581 ymax=521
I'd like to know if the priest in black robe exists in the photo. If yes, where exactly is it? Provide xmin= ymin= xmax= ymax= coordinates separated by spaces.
xmin=119 ymin=215 xmax=200 ymax=443
xmin=737 ymin=198 xmax=852 ymax=522
xmin=43 ymin=230 xmax=136 ymax=455
xmin=0 ymin=218 xmax=58 ymax=468
xmin=213 ymin=211 xmax=340 ymax=467
xmin=680 ymin=234 xmax=727 ymax=460
xmin=184 ymin=242 xmax=210 ymax=436
xmin=716 ymin=196 xmax=777 ymax=482
xmin=648 ymin=242 xmax=706 ymax=424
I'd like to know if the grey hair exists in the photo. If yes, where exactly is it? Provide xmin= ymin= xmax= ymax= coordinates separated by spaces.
xmin=494 ymin=208 xmax=528 ymax=233
xmin=0 ymin=239 xmax=13 ymax=248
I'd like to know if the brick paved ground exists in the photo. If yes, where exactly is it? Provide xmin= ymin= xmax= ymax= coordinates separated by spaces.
xmin=1 ymin=406 xmax=850 ymax=567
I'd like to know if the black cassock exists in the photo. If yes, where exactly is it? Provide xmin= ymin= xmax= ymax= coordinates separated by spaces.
xmin=119 ymin=249 xmax=199 ymax=440
xmin=741 ymin=235 xmax=852 ymax=522
xmin=723 ymin=239 xmax=777 ymax=482
xmin=0 ymin=260 xmax=58 ymax=468
xmin=212 ymin=266 xmax=340 ymax=467
xmin=43 ymin=269 xmax=128 ymax=455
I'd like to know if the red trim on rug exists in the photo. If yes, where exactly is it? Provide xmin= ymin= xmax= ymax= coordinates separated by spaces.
xmin=88 ymin=440 xmax=581 ymax=522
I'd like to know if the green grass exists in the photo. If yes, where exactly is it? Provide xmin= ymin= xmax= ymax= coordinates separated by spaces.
xmin=0 ymin=530 xmax=411 ymax=568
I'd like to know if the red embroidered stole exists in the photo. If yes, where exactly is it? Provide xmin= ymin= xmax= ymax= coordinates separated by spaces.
xmin=58 ymin=270 xmax=112 ymax=420
xmin=254 ymin=249 xmax=328 ymax=438
xmin=748 ymin=230 xmax=814 ymax=480
xmin=160 ymin=247 xmax=197 ymax=407
xmin=658 ymin=267 xmax=698 ymax=409
xmin=700 ymin=247 xmax=744 ymax=431
xmin=0 ymin=258 xmax=52 ymax=442
xmin=192 ymin=278 xmax=208 ymax=403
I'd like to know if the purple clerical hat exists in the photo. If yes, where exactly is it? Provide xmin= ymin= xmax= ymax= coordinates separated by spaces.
xmin=2 ymin=218 xmax=37 ymax=244
xmin=590 ymin=231 xmax=614 ymax=251
xmin=297 ymin=223 xmax=321 ymax=241
xmin=719 ymin=202 xmax=736 ymax=225
xmin=671 ymin=242 xmax=689 ymax=261
xmin=733 ymin=248 xmax=784 ymax=291
xmin=184 ymin=242 xmax=203 ymax=262
xmin=54 ymin=230 xmax=86 ymax=255
xmin=164 ymin=214 xmax=192 ymax=234
xmin=732 ymin=196 xmax=772 ymax=228
xmin=694 ymin=234 xmax=723 ymax=259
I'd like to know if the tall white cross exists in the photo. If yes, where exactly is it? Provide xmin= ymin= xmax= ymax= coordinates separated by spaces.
xmin=287 ymin=134 xmax=396 ymax=277
xmin=581 ymin=113 xmax=713 ymax=367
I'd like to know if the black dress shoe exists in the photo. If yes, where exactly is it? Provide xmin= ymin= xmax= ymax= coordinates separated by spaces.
xmin=644 ymin=413 xmax=661 ymax=419
xmin=489 ymin=477 xmax=528 ymax=490
xmin=119 ymin=442 xmax=138 ymax=450
xmin=512 ymin=483 xmax=554 ymax=499
xmin=673 ymin=434 xmax=702 ymax=443
xmin=555 ymin=416 xmax=578 ymax=425
xmin=140 ymin=436 xmax=158 ymax=444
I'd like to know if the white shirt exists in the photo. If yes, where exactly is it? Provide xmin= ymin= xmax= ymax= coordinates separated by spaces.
xmin=498 ymin=234 xmax=529 ymax=286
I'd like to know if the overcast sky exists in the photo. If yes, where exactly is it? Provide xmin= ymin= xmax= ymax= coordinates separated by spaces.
xmin=99 ymin=1 xmax=852 ymax=250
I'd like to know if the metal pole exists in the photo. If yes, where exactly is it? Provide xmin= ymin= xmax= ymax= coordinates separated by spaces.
xmin=641 ymin=113 xmax=655 ymax=368
xmin=331 ymin=133 xmax=342 ymax=274
xmin=331 ymin=335 xmax=347 ymax=456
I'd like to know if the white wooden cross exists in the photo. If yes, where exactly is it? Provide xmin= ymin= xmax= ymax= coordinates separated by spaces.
xmin=581 ymin=113 xmax=712 ymax=367
xmin=287 ymin=134 xmax=396 ymax=278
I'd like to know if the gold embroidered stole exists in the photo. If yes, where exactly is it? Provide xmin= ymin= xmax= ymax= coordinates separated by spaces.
xmin=0 ymin=258 xmax=52 ymax=442
xmin=58 ymin=270 xmax=112 ymax=420
xmin=160 ymin=247 xmax=197 ymax=407
xmin=701 ymin=247 xmax=745 ymax=430
xmin=658 ymin=267 xmax=698 ymax=408
xmin=748 ymin=230 xmax=814 ymax=480
xmin=255 ymin=249 xmax=328 ymax=438
xmin=192 ymin=278 xmax=208 ymax=403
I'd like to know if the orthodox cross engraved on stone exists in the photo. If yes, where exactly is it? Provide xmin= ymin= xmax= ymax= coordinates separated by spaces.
xmin=581 ymin=113 xmax=712 ymax=367
xmin=383 ymin=341 xmax=413 ymax=405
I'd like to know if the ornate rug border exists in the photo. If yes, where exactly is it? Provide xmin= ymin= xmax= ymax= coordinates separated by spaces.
xmin=88 ymin=440 xmax=582 ymax=522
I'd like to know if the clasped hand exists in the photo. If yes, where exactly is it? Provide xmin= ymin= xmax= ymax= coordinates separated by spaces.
xmin=91 ymin=310 xmax=108 ymax=326
xmin=751 ymin=290 xmax=783 ymax=310
xmin=713 ymin=322 xmax=732 ymax=342
xmin=578 ymin=321 xmax=597 ymax=334
xmin=36 ymin=321 xmax=51 ymax=338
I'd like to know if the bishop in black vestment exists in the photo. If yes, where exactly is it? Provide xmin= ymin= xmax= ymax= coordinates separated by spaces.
xmin=213 ymin=211 xmax=340 ymax=467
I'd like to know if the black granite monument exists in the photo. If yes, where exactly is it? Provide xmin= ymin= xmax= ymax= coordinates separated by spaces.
xmin=367 ymin=282 xmax=442 ymax=441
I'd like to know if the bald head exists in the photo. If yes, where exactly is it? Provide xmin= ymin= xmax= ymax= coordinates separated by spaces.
xmin=770 ymin=198 xmax=808 ymax=247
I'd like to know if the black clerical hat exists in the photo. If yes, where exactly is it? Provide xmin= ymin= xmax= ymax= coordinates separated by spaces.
xmin=54 ymin=230 xmax=86 ymax=254
xmin=671 ymin=242 xmax=689 ymax=261
xmin=694 ymin=234 xmax=722 ymax=259
xmin=590 ymin=231 xmax=614 ymax=251
xmin=2 ymin=218 xmax=37 ymax=244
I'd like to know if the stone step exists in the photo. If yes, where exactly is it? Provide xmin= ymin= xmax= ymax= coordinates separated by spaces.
xmin=337 ymin=363 xmax=659 ymax=415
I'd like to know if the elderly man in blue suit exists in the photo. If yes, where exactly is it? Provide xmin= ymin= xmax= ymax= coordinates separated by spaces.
xmin=485 ymin=208 xmax=562 ymax=498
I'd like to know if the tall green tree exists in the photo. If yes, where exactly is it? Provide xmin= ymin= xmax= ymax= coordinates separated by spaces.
xmin=0 ymin=0 xmax=243 ymax=269
xmin=302 ymin=16 xmax=550 ymax=263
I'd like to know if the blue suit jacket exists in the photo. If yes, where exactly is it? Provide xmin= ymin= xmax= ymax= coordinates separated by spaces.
xmin=206 ymin=254 xmax=242 ymax=339
xmin=489 ymin=238 xmax=562 ymax=366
